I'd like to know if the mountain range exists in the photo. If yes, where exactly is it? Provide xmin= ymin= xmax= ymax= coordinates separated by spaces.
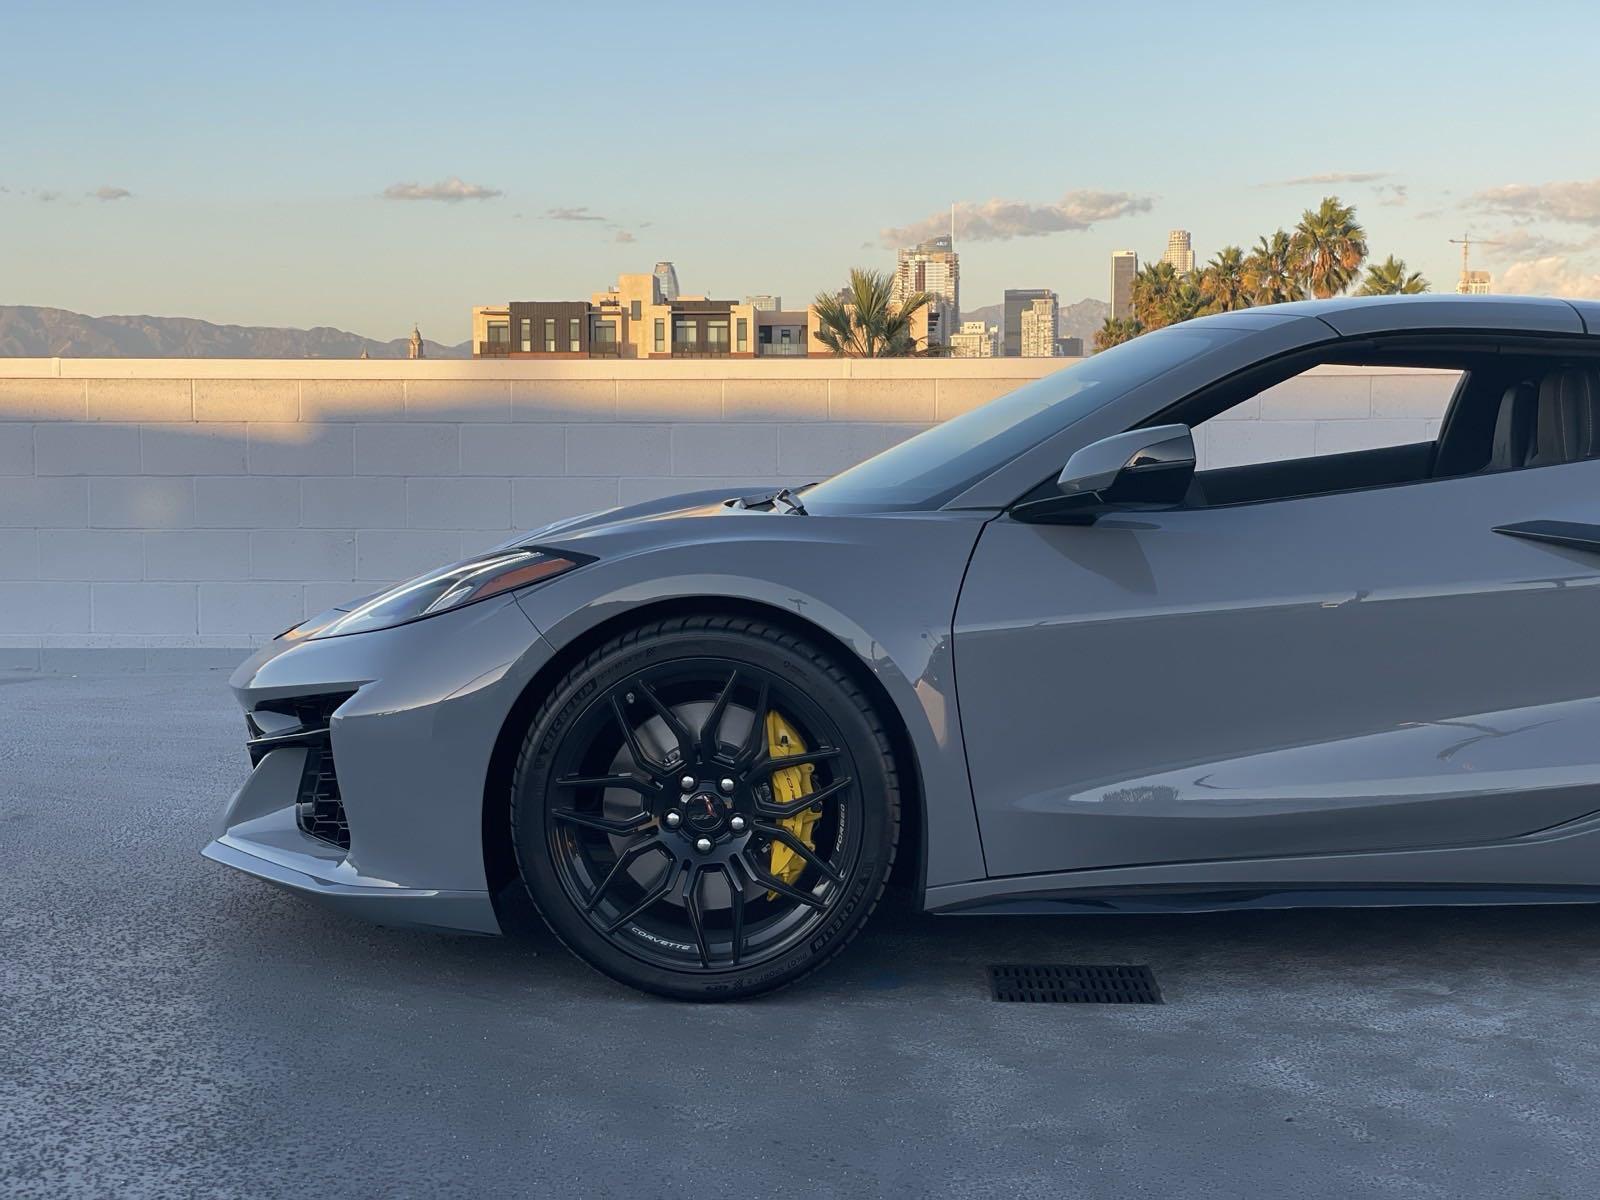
xmin=0 ymin=306 xmax=471 ymax=358
xmin=0 ymin=298 xmax=1112 ymax=359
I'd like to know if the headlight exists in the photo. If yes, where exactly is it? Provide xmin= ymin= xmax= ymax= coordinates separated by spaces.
xmin=286 ymin=548 xmax=587 ymax=640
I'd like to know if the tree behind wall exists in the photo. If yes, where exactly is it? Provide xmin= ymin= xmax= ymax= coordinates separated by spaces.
xmin=811 ymin=269 xmax=933 ymax=357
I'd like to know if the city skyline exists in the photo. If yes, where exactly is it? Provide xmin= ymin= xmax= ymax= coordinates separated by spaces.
xmin=4 ymin=1 xmax=1600 ymax=341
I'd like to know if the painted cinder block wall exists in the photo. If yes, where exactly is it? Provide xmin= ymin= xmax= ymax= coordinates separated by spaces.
xmin=0 ymin=358 xmax=1456 ymax=668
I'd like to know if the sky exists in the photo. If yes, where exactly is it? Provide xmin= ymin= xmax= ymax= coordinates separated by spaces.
xmin=4 ymin=0 xmax=1600 ymax=343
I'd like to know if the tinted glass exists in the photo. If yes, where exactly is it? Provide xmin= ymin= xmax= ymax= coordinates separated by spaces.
xmin=803 ymin=325 xmax=1243 ymax=509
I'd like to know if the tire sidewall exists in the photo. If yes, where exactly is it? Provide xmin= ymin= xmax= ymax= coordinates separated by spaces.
xmin=513 ymin=625 xmax=895 ymax=1001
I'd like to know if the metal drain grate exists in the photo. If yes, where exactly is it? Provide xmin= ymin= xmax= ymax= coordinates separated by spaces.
xmin=988 ymin=964 xmax=1163 ymax=1004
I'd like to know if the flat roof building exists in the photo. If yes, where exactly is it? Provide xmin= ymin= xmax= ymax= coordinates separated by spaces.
xmin=1111 ymin=250 xmax=1137 ymax=320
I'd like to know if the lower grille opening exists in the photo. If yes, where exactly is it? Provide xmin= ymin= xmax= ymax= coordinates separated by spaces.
xmin=247 ymin=692 xmax=355 ymax=852
xmin=296 ymin=743 xmax=349 ymax=851
xmin=988 ymin=964 xmax=1164 ymax=1004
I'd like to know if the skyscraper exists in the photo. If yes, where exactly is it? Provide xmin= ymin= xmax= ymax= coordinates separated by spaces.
xmin=1019 ymin=295 xmax=1059 ymax=358
xmin=1162 ymin=230 xmax=1195 ymax=276
xmin=653 ymin=262 xmax=681 ymax=302
xmin=1457 ymin=270 xmax=1492 ymax=295
xmin=743 ymin=294 xmax=782 ymax=312
xmin=892 ymin=234 xmax=959 ymax=347
xmin=1110 ymin=250 xmax=1137 ymax=320
xmin=1002 ymin=288 xmax=1054 ymax=356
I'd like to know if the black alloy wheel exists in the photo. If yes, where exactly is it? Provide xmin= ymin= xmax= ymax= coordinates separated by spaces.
xmin=512 ymin=615 xmax=899 ymax=1000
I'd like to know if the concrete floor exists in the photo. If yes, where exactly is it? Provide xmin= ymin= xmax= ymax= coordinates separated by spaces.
xmin=3 ymin=669 xmax=1598 ymax=1199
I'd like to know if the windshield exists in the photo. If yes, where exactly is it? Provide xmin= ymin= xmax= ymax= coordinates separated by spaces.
xmin=802 ymin=325 xmax=1244 ymax=510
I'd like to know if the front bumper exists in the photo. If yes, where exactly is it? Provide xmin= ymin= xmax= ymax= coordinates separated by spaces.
xmin=203 ymin=593 xmax=556 ymax=936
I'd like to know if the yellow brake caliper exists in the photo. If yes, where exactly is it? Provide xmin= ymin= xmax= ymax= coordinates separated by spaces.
xmin=764 ymin=710 xmax=821 ymax=893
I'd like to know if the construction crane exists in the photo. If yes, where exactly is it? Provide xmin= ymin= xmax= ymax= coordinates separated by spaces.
xmin=1448 ymin=232 xmax=1504 ymax=293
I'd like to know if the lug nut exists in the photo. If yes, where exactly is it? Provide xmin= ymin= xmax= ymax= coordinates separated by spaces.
xmin=680 ymin=775 xmax=696 ymax=791
xmin=665 ymin=811 xmax=682 ymax=829
xmin=729 ymin=815 xmax=747 ymax=833
xmin=720 ymin=777 xmax=735 ymax=794
xmin=695 ymin=837 xmax=713 ymax=854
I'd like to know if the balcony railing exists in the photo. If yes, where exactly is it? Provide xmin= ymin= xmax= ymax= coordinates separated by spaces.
xmin=588 ymin=341 xmax=622 ymax=357
xmin=671 ymin=342 xmax=730 ymax=357
xmin=477 ymin=340 xmax=514 ymax=356
xmin=757 ymin=342 xmax=807 ymax=357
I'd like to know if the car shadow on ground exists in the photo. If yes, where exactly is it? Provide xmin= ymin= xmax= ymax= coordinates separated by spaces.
xmin=285 ymin=878 xmax=1600 ymax=1008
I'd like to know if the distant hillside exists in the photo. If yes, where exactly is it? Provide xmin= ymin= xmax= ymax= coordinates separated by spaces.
xmin=961 ymin=296 xmax=1108 ymax=348
xmin=0 ymin=306 xmax=470 ymax=358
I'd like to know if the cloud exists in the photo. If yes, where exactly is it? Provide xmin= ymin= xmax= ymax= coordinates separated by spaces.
xmin=1261 ymin=171 xmax=1389 ymax=187
xmin=382 ymin=177 xmax=502 ymax=202
xmin=546 ymin=206 xmax=605 ymax=221
xmin=1479 ymin=228 xmax=1589 ymax=261
xmin=614 ymin=229 xmax=636 ymax=244
xmin=1497 ymin=255 xmax=1600 ymax=298
xmin=90 ymin=186 xmax=132 ymax=201
xmin=1375 ymin=184 xmax=1409 ymax=207
xmin=882 ymin=190 xmax=1152 ymax=246
xmin=35 ymin=189 xmax=62 ymax=203
xmin=1470 ymin=179 xmax=1600 ymax=225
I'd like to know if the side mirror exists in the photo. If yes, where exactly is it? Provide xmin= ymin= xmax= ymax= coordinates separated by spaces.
xmin=1013 ymin=424 xmax=1196 ymax=524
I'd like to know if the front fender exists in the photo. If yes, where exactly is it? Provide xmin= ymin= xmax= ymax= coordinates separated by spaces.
xmin=512 ymin=512 xmax=991 ymax=888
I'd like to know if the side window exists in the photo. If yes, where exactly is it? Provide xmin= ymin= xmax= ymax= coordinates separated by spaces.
xmin=1193 ymin=365 xmax=1459 ymax=472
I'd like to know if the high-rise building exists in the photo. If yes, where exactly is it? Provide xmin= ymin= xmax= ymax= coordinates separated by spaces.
xmin=1054 ymin=336 xmax=1083 ymax=358
xmin=744 ymin=294 xmax=782 ymax=312
xmin=892 ymin=234 xmax=959 ymax=347
xmin=1162 ymin=230 xmax=1195 ymax=276
xmin=1110 ymin=250 xmax=1137 ymax=320
xmin=1019 ymin=295 xmax=1059 ymax=358
xmin=653 ymin=262 xmax=681 ymax=302
xmin=1458 ymin=270 xmax=1492 ymax=295
xmin=949 ymin=320 xmax=997 ymax=359
xmin=1002 ymin=288 xmax=1054 ymax=356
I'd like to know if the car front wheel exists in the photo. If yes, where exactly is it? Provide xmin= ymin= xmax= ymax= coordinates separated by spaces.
xmin=511 ymin=615 xmax=900 ymax=1000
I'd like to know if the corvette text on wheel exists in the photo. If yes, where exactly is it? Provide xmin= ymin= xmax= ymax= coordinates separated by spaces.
xmin=208 ymin=295 xmax=1600 ymax=999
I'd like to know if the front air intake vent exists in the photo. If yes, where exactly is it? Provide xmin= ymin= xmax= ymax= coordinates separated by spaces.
xmin=246 ymin=692 xmax=356 ymax=852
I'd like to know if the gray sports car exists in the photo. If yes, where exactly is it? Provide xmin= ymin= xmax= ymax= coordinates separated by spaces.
xmin=208 ymin=294 xmax=1600 ymax=999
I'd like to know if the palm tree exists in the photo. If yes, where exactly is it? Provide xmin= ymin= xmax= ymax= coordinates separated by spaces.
xmin=1356 ymin=255 xmax=1429 ymax=296
xmin=810 ymin=269 xmax=932 ymax=357
xmin=1291 ymin=196 xmax=1368 ymax=299
xmin=1132 ymin=261 xmax=1179 ymax=330
xmin=1200 ymin=246 xmax=1249 ymax=313
xmin=1094 ymin=316 xmax=1144 ymax=350
xmin=1243 ymin=230 xmax=1303 ymax=306
xmin=1164 ymin=279 xmax=1210 ymax=325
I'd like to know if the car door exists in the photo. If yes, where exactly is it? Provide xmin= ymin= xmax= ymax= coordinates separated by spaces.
xmin=953 ymin=449 xmax=1600 ymax=880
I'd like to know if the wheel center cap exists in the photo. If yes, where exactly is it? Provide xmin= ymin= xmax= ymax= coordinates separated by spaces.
xmin=684 ymin=791 xmax=727 ymax=834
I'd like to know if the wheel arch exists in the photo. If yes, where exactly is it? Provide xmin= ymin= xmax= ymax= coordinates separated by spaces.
xmin=481 ymin=595 xmax=931 ymax=923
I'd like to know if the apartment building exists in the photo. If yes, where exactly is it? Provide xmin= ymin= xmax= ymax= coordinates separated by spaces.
xmin=474 ymin=273 xmax=763 ymax=360
xmin=1019 ymin=295 xmax=1059 ymax=358
xmin=474 ymin=272 xmax=928 ymax=359
xmin=949 ymin=320 xmax=997 ymax=358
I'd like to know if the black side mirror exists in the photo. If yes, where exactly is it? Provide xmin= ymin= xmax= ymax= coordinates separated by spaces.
xmin=1012 ymin=424 xmax=1195 ymax=524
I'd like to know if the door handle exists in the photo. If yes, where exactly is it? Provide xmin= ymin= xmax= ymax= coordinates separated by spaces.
xmin=1493 ymin=520 xmax=1600 ymax=553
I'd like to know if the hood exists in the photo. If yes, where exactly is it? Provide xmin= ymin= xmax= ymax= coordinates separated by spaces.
xmin=491 ymin=484 xmax=788 ymax=552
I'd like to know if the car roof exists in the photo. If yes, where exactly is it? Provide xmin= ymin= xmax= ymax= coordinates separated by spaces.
xmin=1217 ymin=293 xmax=1589 ymax=337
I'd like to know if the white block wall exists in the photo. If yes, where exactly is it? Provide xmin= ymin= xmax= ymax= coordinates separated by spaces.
xmin=0 ymin=359 xmax=1456 ymax=669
